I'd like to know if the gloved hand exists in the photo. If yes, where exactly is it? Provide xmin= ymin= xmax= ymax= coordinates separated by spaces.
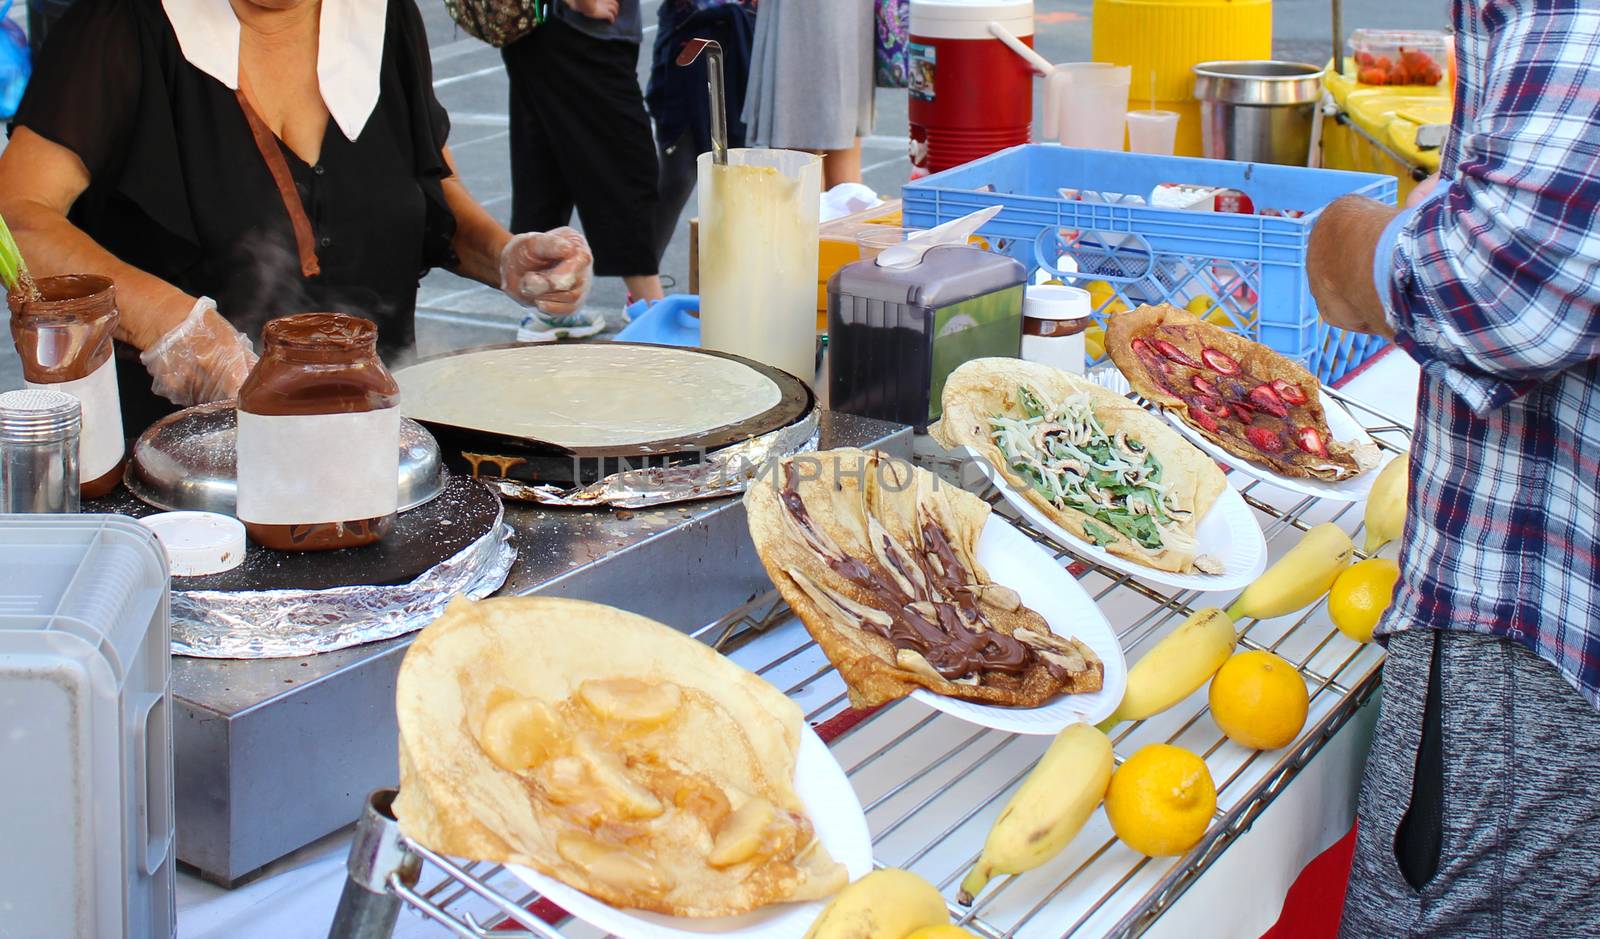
xmin=140 ymin=297 xmax=258 ymax=407
xmin=499 ymin=227 xmax=594 ymax=315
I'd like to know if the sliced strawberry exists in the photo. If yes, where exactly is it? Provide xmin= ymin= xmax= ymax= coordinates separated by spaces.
xmin=1131 ymin=338 xmax=1154 ymax=358
xmin=1233 ymin=403 xmax=1257 ymax=424
xmin=1247 ymin=384 xmax=1290 ymax=418
xmin=1154 ymin=339 xmax=1202 ymax=368
xmin=1201 ymin=348 xmax=1241 ymax=375
xmin=1191 ymin=375 xmax=1217 ymax=396
xmin=1271 ymin=379 xmax=1309 ymax=406
xmin=1245 ymin=426 xmax=1286 ymax=453
xmin=1295 ymin=426 xmax=1329 ymax=456
xmin=1192 ymin=396 xmax=1230 ymax=420
xmin=1192 ymin=409 xmax=1221 ymax=433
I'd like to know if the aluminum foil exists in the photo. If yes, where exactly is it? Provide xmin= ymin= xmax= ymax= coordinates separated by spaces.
xmin=489 ymin=408 xmax=820 ymax=509
xmin=171 ymin=505 xmax=516 ymax=659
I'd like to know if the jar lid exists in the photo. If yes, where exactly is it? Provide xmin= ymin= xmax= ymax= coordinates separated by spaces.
xmin=910 ymin=0 xmax=1033 ymax=39
xmin=1023 ymin=284 xmax=1093 ymax=320
xmin=138 ymin=511 xmax=248 ymax=577
xmin=0 ymin=388 xmax=82 ymax=442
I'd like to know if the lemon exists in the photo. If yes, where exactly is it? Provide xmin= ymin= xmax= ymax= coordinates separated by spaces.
xmin=1104 ymin=744 xmax=1217 ymax=857
xmin=905 ymin=928 xmax=977 ymax=939
xmin=1085 ymin=326 xmax=1106 ymax=362
xmin=1085 ymin=279 xmax=1116 ymax=308
xmin=1208 ymin=650 xmax=1309 ymax=750
xmin=1328 ymin=558 xmax=1401 ymax=644
xmin=1185 ymin=295 xmax=1216 ymax=317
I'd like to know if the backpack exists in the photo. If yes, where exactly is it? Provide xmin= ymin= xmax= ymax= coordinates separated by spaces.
xmin=444 ymin=0 xmax=551 ymax=48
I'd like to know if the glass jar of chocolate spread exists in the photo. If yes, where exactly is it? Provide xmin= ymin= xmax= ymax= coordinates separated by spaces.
xmin=236 ymin=313 xmax=401 ymax=551
xmin=8 ymin=274 xmax=127 ymax=498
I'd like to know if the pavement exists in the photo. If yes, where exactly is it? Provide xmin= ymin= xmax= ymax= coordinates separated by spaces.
xmin=0 ymin=0 xmax=1442 ymax=396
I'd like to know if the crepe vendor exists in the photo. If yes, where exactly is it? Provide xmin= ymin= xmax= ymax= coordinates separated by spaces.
xmin=0 ymin=0 xmax=595 ymax=435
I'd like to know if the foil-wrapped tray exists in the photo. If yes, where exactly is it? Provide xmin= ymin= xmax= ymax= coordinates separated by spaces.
xmin=170 ymin=501 xmax=515 ymax=659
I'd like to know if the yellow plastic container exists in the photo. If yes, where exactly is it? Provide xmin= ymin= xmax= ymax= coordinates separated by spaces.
xmin=818 ymin=201 xmax=902 ymax=331
xmin=1322 ymin=64 xmax=1449 ymax=203
xmin=1092 ymin=0 xmax=1272 ymax=157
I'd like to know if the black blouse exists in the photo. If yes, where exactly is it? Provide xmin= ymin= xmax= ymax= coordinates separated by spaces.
xmin=10 ymin=0 xmax=459 ymax=429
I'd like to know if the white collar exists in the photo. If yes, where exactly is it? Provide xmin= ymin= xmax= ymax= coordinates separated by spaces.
xmin=160 ymin=0 xmax=388 ymax=142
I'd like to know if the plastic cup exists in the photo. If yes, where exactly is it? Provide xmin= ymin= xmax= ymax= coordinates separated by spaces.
xmin=1054 ymin=63 xmax=1132 ymax=151
xmin=1126 ymin=109 xmax=1180 ymax=155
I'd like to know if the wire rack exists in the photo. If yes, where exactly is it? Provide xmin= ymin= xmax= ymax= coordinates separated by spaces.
xmin=341 ymin=385 xmax=1411 ymax=939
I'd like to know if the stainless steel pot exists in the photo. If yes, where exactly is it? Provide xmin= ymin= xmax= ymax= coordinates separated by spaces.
xmin=124 ymin=402 xmax=447 ymax=515
xmin=1193 ymin=61 xmax=1325 ymax=166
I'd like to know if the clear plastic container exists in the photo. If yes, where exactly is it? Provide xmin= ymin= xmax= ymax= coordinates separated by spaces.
xmin=1348 ymin=28 xmax=1448 ymax=86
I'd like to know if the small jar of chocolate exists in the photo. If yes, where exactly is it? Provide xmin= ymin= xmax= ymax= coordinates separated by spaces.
xmin=8 ymin=274 xmax=127 ymax=498
xmin=236 ymin=313 xmax=401 ymax=551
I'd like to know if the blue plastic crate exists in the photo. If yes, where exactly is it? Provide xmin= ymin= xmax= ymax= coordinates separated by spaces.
xmin=903 ymin=145 xmax=1398 ymax=385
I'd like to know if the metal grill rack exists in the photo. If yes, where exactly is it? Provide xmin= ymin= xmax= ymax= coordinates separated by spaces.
xmin=331 ymin=386 xmax=1411 ymax=939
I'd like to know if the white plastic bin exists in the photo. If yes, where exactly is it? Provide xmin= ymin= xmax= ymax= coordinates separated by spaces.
xmin=0 ymin=515 xmax=174 ymax=939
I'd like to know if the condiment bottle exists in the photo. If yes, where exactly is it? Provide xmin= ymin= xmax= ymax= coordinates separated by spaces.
xmin=0 ymin=388 xmax=82 ymax=513
xmin=1020 ymin=284 xmax=1092 ymax=375
xmin=236 ymin=313 xmax=401 ymax=551
xmin=8 ymin=274 xmax=126 ymax=498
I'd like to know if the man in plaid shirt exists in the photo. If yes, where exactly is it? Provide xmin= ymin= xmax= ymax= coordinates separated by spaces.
xmin=1307 ymin=1 xmax=1600 ymax=933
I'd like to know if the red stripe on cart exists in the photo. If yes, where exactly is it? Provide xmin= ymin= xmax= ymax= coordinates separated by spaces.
xmin=812 ymin=704 xmax=884 ymax=743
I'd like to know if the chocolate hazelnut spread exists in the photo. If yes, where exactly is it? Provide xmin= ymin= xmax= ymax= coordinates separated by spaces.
xmin=8 ymin=274 xmax=127 ymax=498
xmin=236 ymin=313 xmax=401 ymax=551
xmin=778 ymin=464 xmax=1055 ymax=682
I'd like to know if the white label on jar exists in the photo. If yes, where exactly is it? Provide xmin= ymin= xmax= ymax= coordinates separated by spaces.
xmin=26 ymin=357 xmax=125 ymax=481
xmin=235 ymin=407 xmax=401 ymax=525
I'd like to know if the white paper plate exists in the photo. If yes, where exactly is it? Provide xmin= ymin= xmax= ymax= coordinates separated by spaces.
xmin=1161 ymin=390 xmax=1392 ymax=503
xmin=907 ymin=515 xmax=1128 ymax=734
xmin=506 ymin=726 xmax=873 ymax=939
xmin=966 ymin=448 xmax=1267 ymax=593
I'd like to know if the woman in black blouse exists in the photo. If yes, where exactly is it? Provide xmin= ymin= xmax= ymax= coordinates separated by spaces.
xmin=0 ymin=0 xmax=593 ymax=432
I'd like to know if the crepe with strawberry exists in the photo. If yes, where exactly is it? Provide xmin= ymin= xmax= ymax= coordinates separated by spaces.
xmin=1106 ymin=304 xmax=1379 ymax=481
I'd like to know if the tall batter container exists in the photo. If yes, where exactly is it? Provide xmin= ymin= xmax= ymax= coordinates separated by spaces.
xmin=697 ymin=149 xmax=822 ymax=382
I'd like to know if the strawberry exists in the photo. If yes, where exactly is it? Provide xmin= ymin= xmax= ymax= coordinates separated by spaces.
xmin=1246 ymin=426 xmax=1286 ymax=453
xmin=1154 ymin=339 xmax=1202 ymax=368
xmin=1201 ymin=348 xmax=1241 ymax=375
xmin=1233 ymin=403 xmax=1257 ymax=424
xmin=1191 ymin=375 xmax=1217 ymax=396
xmin=1295 ymin=427 xmax=1329 ymax=456
xmin=1192 ymin=396 xmax=1230 ymax=420
xmin=1131 ymin=338 xmax=1155 ymax=359
xmin=1271 ymin=379 xmax=1309 ymax=406
xmin=1192 ymin=408 xmax=1221 ymax=433
xmin=1247 ymin=384 xmax=1289 ymax=418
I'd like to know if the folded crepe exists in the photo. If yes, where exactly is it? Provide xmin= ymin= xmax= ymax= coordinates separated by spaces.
xmin=394 ymin=596 xmax=848 ymax=917
xmin=745 ymin=447 xmax=1104 ymax=710
xmin=933 ymin=357 xmax=1228 ymax=574
xmin=1106 ymin=304 xmax=1379 ymax=481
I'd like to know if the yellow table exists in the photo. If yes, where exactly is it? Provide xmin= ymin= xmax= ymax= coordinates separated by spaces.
xmin=1322 ymin=64 xmax=1451 ymax=204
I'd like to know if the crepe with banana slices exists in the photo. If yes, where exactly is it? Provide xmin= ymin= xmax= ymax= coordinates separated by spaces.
xmin=745 ymin=448 xmax=1104 ymax=710
xmin=934 ymin=358 xmax=1227 ymax=574
xmin=394 ymin=596 xmax=849 ymax=917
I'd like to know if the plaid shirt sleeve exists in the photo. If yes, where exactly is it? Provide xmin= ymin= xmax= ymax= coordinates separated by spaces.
xmin=1376 ymin=0 xmax=1600 ymax=415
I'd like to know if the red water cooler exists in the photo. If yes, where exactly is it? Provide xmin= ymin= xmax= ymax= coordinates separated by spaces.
xmin=908 ymin=0 xmax=1035 ymax=175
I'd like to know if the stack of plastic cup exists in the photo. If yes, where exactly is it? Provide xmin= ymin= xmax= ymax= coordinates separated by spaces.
xmin=1126 ymin=109 xmax=1181 ymax=154
xmin=1051 ymin=63 xmax=1133 ymax=150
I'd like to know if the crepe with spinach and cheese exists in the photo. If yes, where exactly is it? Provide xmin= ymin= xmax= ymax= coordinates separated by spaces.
xmin=935 ymin=359 xmax=1228 ymax=574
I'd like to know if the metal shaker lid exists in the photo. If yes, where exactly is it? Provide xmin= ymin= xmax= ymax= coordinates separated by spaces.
xmin=0 ymin=389 xmax=82 ymax=443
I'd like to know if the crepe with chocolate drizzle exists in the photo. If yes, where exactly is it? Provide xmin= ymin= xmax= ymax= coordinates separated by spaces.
xmin=744 ymin=449 xmax=1104 ymax=709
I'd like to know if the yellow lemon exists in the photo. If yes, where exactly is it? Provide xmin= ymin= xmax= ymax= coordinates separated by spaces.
xmin=1085 ymin=279 xmax=1116 ymax=308
xmin=906 ymin=928 xmax=978 ymax=939
xmin=1328 ymin=558 xmax=1401 ymax=644
xmin=1104 ymin=744 xmax=1216 ymax=857
xmin=1185 ymin=294 xmax=1216 ymax=317
xmin=1085 ymin=325 xmax=1106 ymax=362
xmin=1208 ymin=650 xmax=1309 ymax=750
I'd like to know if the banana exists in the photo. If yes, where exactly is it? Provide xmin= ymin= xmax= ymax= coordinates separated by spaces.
xmin=1228 ymin=523 xmax=1354 ymax=621
xmin=1101 ymin=607 xmax=1236 ymax=727
xmin=804 ymin=868 xmax=949 ymax=939
xmin=958 ymin=723 xmax=1113 ymax=904
xmin=1363 ymin=453 xmax=1409 ymax=554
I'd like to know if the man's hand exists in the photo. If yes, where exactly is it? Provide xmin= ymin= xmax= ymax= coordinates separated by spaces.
xmin=1306 ymin=195 xmax=1404 ymax=339
xmin=563 ymin=0 xmax=619 ymax=21
xmin=499 ymin=227 xmax=594 ymax=315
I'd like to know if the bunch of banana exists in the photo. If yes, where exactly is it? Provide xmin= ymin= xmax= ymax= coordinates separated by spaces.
xmin=957 ymin=723 xmax=1113 ymax=904
xmin=1363 ymin=452 xmax=1409 ymax=554
xmin=1099 ymin=608 xmax=1236 ymax=728
xmin=1228 ymin=523 xmax=1354 ymax=621
xmin=805 ymin=868 xmax=950 ymax=939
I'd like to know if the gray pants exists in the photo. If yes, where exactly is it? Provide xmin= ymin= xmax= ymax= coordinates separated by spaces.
xmin=1341 ymin=629 xmax=1600 ymax=937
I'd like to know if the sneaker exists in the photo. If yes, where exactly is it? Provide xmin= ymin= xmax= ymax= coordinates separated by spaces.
xmin=516 ymin=309 xmax=606 ymax=342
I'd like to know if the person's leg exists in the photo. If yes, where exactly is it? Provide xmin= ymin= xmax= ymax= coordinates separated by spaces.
xmin=501 ymin=30 xmax=575 ymax=237
xmin=821 ymin=138 xmax=864 ymax=188
xmin=652 ymin=130 xmax=699 ymax=266
xmin=534 ymin=23 xmax=663 ymax=295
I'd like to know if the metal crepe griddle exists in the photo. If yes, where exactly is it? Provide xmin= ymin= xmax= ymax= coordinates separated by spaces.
xmin=393 ymin=342 xmax=814 ymax=486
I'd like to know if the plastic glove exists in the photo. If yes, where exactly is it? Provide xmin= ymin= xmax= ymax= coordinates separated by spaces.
xmin=140 ymin=297 xmax=258 ymax=407
xmin=499 ymin=227 xmax=594 ymax=316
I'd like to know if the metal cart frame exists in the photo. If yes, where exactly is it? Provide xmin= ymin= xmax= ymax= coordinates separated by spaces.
xmin=328 ymin=383 xmax=1410 ymax=939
